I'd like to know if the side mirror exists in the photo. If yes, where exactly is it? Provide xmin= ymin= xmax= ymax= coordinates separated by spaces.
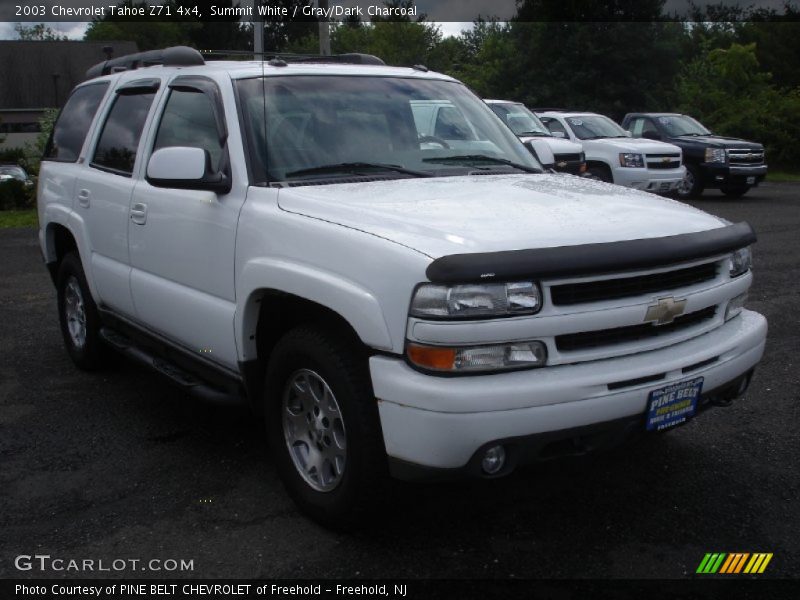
xmin=147 ymin=146 xmax=230 ymax=194
xmin=551 ymin=131 xmax=567 ymax=139
xmin=642 ymin=131 xmax=660 ymax=140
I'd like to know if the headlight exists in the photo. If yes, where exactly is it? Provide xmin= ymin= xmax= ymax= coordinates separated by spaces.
xmin=619 ymin=153 xmax=644 ymax=168
xmin=407 ymin=341 xmax=547 ymax=373
xmin=730 ymin=246 xmax=752 ymax=277
xmin=705 ymin=147 xmax=727 ymax=163
xmin=410 ymin=282 xmax=542 ymax=319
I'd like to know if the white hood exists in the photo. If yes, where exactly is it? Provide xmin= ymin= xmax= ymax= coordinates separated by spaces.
xmin=277 ymin=174 xmax=726 ymax=258
xmin=583 ymin=137 xmax=681 ymax=154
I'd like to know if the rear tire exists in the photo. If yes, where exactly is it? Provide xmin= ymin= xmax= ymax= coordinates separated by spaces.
xmin=720 ymin=184 xmax=750 ymax=198
xmin=676 ymin=165 xmax=703 ymax=199
xmin=56 ymin=252 xmax=109 ymax=371
xmin=264 ymin=325 xmax=387 ymax=529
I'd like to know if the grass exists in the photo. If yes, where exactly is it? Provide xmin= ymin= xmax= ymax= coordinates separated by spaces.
xmin=0 ymin=209 xmax=38 ymax=228
xmin=766 ymin=170 xmax=800 ymax=182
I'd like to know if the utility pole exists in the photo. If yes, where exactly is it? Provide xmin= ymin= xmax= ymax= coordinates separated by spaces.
xmin=318 ymin=0 xmax=331 ymax=55
xmin=253 ymin=0 xmax=264 ymax=58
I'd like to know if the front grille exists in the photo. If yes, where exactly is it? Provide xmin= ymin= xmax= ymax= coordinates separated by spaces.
xmin=646 ymin=153 xmax=681 ymax=170
xmin=554 ymin=153 xmax=582 ymax=163
xmin=555 ymin=306 xmax=717 ymax=352
xmin=550 ymin=262 xmax=718 ymax=306
xmin=728 ymin=149 xmax=764 ymax=165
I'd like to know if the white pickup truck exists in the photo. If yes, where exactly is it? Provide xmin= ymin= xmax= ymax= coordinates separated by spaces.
xmin=537 ymin=111 xmax=686 ymax=194
xmin=38 ymin=47 xmax=767 ymax=527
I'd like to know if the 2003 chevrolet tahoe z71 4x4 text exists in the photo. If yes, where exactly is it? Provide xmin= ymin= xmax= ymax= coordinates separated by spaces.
xmin=37 ymin=47 xmax=767 ymax=527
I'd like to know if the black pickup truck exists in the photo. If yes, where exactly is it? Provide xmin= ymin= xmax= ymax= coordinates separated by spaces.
xmin=621 ymin=113 xmax=767 ymax=199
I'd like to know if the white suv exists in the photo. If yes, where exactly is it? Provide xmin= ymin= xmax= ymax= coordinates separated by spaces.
xmin=485 ymin=100 xmax=585 ymax=174
xmin=38 ymin=47 xmax=766 ymax=527
xmin=538 ymin=111 xmax=686 ymax=194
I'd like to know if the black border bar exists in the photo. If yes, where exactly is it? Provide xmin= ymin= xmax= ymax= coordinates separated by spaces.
xmin=425 ymin=221 xmax=756 ymax=284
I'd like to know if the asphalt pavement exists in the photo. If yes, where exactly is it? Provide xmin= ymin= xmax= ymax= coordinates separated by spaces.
xmin=1 ymin=183 xmax=798 ymax=580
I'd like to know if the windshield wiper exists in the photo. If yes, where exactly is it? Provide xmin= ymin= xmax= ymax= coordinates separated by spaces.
xmin=284 ymin=162 xmax=432 ymax=179
xmin=519 ymin=131 xmax=550 ymax=137
xmin=422 ymin=154 xmax=542 ymax=173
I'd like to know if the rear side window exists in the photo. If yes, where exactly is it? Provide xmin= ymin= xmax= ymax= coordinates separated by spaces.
xmin=92 ymin=91 xmax=156 ymax=175
xmin=44 ymin=83 xmax=109 ymax=162
xmin=153 ymin=89 xmax=223 ymax=171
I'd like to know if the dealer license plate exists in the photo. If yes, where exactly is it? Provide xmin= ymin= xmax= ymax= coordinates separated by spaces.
xmin=645 ymin=377 xmax=703 ymax=431
xmin=746 ymin=176 xmax=756 ymax=184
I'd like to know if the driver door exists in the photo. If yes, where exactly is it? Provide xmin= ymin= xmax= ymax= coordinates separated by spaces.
xmin=128 ymin=76 xmax=243 ymax=370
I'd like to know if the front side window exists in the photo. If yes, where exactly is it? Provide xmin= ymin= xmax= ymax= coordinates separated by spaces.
xmin=44 ymin=82 xmax=109 ymax=162
xmin=236 ymin=75 xmax=540 ymax=184
xmin=153 ymin=88 xmax=224 ymax=171
xmin=92 ymin=91 xmax=156 ymax=175
xmin=565 ymin=115 xmax=629 ymax=140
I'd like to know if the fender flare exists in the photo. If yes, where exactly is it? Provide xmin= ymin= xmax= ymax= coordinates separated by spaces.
xmin=235 ymin=258 xmax=393 ymax=361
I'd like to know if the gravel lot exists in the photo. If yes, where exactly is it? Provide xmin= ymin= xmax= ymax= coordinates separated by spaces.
xmin=1 ymin=183 xmax=798 ymax=580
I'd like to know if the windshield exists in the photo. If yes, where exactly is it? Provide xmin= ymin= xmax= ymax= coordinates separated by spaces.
xmin=656 ymin=115 xmax=711 ymax=137
xmin=488 ymin=103 xmax=551 ymax=137
xmin=566 ymin=115 xmax=628 ymax=140
xmin=236 ymin=76 xmax=541 ymax=183
xmin=0 ymin=166 xmax=26 ymax=180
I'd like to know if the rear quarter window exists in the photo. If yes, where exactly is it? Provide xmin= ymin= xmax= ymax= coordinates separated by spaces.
xmin=43 ymin=82 xmax=109 ymax=162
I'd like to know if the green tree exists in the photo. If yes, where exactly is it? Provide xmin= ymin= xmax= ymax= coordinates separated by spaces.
xmin=85 ymin=1 xmax=249 ymax=51
xmin=677 ymin=42 xmax=800 ymax=167
xmin=14 ymin=23 xmax=67 ymax=41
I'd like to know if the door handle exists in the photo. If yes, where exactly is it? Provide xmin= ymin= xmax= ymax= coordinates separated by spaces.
xmin=130 ymin=203 xmax=147 ymax=225
xmin=77 ymin=189 xmax=91 ymax=208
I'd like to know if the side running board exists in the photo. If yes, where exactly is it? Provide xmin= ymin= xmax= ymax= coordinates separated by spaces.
xmin=100 ymin=328 xmax=245 ymax=406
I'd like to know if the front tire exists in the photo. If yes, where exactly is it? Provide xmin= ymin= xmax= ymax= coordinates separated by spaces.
xmin=264 ymin=325 xmax=387 ymax=529
xmin=587 ymin=164 xmax=612 ymax=183
xmin=56 ymin=252 xmax=109 ymax=370
xmin=676 ymin=165 xmax=703 ymax=199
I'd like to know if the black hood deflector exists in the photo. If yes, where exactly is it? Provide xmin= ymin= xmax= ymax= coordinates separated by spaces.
xmin=425 ymin=221 xmax=756 ymax=284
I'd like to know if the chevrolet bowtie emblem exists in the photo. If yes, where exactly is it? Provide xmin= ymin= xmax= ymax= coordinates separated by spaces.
xmin=644 ymin=297 xmax=687 ymax=325
xmin=662 ymin=157 xmax=671 ymax=163
xmin=557 ymin=161 xmax=567 ymax=168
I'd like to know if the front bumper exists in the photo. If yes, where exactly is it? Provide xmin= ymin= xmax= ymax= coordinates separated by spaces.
xmin=701 ymin=163 xmax=767 ymax=188
xmin=613 ymin=166 xmax=686 ymax=193
xmin=371 ymin=310 xmax=766 ymax=475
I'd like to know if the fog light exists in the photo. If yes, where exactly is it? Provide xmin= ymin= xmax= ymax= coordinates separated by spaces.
xmin=481 ymin=445 xmax=506 ymax=474
xmin=725 ymin=292 xmax=748 ymax=321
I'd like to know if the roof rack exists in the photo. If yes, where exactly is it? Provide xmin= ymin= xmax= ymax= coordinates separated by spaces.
xmin=202 ymin=49 xmax=385 ymax=66
xmin=86 ymin=46 xmax=204 ymax=79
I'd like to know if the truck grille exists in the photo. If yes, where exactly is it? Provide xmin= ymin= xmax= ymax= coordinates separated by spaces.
xmin=553 ymin=153 xmax=584 ymax=174
xmin=646 ymin=153 xmax=681 ymax=169
xmin=550 ymin=262 xmax=718 ymax=306
xmin=555 ymin=306 xmax=717 ymax=352
xmin=728 ymin=149 xmax=764 ymax=165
